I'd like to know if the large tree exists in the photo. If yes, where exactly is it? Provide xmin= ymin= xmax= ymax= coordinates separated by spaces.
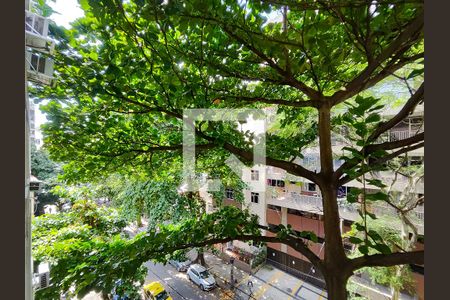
xmin=34 ymin=0 xmax=424 ymax=298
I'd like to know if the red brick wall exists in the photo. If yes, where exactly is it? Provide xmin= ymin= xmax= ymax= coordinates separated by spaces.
xmin=266 ymin=208 xmax=282 ymax=225
xmin=265 ymin=209 xmax=282 ymax=250
xmin=223 ymin=198 xmax=242 ymax=209
xmin=287 ymin=213 xmax=325 ymax=238
xmin=265 ymin=230 xmax=281 ymax=250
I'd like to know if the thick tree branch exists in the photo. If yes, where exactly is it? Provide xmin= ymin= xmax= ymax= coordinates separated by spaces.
xmin=256 ymin=224 xmax=323 ymax=267
xmin=366 ymin=132 xmax=424 ymax=153
xmin=338 ymin=141 xmax=424 ymax=185
xmin=335 ymin=132 xmax=424 ymax=182
xmin=90 ymin=144 xmax=215 ymax=158
xmin=219 ymin=25 xmax=321 ymax=99
xmin=220 ymin=95 xmax=319 ymax=108
xmin=350 ymin=250 xmax=424 ymax=271
xmin=330 ymin=10 xmax=423 ymax=105
xmin=367 ymin=83 xmax=424 ymax=143
xmin=221 ymin=140 xmax=321 ymax=184
xmin=142 ymin=232 xmax=324 ymax=273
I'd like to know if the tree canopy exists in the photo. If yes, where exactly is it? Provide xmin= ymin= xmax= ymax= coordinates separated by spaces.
xmin=33 ymin=1 xmax=424 ymax=299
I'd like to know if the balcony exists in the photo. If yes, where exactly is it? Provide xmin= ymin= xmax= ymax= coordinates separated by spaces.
xmin=25 ymin=11 xmax=55 ymax=54
xmin=26 ymin=50 xmax=55 ymax=86
xmin=266 ymin=190 xmax=424 ymax=234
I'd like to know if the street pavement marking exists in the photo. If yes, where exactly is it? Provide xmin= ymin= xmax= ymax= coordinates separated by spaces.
xmin=236 ymin=272 xmax=252 ymax=287
xmin=287 ymin=279 xmax=304 ymax=300
xmin=252 ymin=270 xmax=284 ymax=300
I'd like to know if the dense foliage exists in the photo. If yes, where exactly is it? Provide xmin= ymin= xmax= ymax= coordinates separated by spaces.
xmin=32 ymin=1 xmax=424 ymax=298
xmin=32 ymin=200 xmax=148 ymax=299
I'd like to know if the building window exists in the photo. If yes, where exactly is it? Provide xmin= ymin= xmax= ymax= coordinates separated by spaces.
xmin=251 ymin=170 xmax=259 ymax=181
xmin=337 ymin=186 xmax=347 ymax=198
xmin=287 ymin=208 xmax=320 ymax=220
xmin=267 ymin=204 xmax=281 ymax=211
xmin=410 ymin=156 xmax=423 ymax=166
xmin=30 ymin=53 xmax=46 ymax=73
xmin=225 ymin=188 xmax=234 ymax=199
xmin=307 ymin=183 xmax=316 ymax=192
xmin=251 ymin=192 xmax=259 ymax=204
xmin=267 ymin=179 xmax=285 ymax=187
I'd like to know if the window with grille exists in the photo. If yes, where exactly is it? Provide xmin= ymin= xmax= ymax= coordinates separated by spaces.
xmin=34 ymin=16 xmax=45 ymax=35
xmin=30 ymin=53 xmax=46 ymax=73
xmin=307 ymin=183 xmax=316 ymax=192
xmin=251 ymin=192 xmax=259 ymax=203
xmin=225 ymin=188 xmax=234 ymax=199
xmin=267 ymin=179 xmax=285 ymax=187
xmin=251 ymin=170 xmax=259 ymax=181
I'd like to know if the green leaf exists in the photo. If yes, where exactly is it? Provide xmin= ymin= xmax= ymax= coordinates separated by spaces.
xmin=89 ymin=52 xmax=98 ymax=61
xmin=79 ymin=0 xmax=91 ymax=11
xmin=372 ymin=243 xmax=392 ymax=254
xmin=366 ymin=211 xmax=377 ymax=219
xmin=407 ymin=68 xmax=424 ymax=79
xmin=349 ymin=236 xmax=364 ymax=244
xmin=366 ymin=192 xmax=388 ymax=201
xmin=365 ymin=113 xmax=381 ymax=123
xmin=358 ymin=245 xmax=369 ymax=255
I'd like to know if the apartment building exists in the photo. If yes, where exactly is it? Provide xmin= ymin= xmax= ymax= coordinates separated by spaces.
xmin=25 ymin=0 xmax=55 ymax=298
xmin=204 ymin=104 xmax=424 ymax=299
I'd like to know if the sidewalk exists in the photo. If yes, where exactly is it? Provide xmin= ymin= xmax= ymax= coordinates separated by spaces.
xmin=201 ymin=251 xmax=327 ymax=300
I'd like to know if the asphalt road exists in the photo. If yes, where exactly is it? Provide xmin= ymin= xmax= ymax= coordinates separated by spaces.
xmin=144 ymin=261 xmax=225 ymax=300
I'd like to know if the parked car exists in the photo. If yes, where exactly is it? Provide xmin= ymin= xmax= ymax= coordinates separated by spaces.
xmin=168 ymin=259 xmax=191 ymax=272
xmin=143 ymin=281 xmax=172 ymax=300
xmin=186 ymin=264 xmax=216 ymax=291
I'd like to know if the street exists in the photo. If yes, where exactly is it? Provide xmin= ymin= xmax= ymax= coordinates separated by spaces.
xmin=144 ymin=261 xmax=224 ymax=300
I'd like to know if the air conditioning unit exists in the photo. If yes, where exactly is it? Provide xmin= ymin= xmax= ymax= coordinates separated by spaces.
xmin=25 ymin=11 xmax=55 ymax=54
xmin=25 ymin=50 xmax=55 ymax=86
xmin=33 ymin=262 xmax=50 ymax=290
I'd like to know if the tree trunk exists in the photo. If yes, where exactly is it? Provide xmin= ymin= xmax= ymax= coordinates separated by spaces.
xmin=194 ymin=248 xmax=207 ymax=266
xmin=324 ymin=274 xmax=349 ymax=300
xmin=317 ymin=105 xmax=347 ymax=264
xmin=318 ymin=105 xmax=351 ymax=299
xmin=137 ymin=214 xmax=142 ymax=227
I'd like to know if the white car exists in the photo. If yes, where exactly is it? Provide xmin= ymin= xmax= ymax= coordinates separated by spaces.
xmin=186 ymin=264 xmax=216 ymax=291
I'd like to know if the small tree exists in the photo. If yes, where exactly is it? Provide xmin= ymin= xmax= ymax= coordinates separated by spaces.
xmin=32 ymin=200 xmax=146 ymax=300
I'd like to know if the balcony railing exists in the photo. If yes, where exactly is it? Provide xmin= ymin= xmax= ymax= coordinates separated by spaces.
xmin=380 ymin=127 xmax=424 ymax=143
xmin=25 ymin=11 xmax=55 ymax=54
xmin=267 ymin=191 xmax=424 ymax=233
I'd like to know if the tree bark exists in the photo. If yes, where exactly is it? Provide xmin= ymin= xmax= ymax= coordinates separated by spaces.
xmin=194 ymin=247 xmax=207 ymax=266
xmin=317 ymin=104 xmax=352 ymax=299
xmin=324 ymin=273 xmax=350 ymax=300
xmin=137 ymin=214 xmax=142 ymax=227
xmin=317 ymin=105 xmax=347 ymax=264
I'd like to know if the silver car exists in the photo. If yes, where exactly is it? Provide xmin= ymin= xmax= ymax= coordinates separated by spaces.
xmin=186 ymin=264 xmax=216 ymax=291
xmin=168 ymin=259 xmax=191 ymax=272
